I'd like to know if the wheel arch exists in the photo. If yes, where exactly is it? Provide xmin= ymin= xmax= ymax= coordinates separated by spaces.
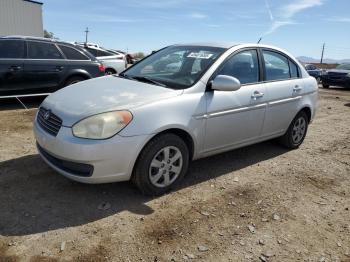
xmin=299 ymin=106 xmax=312 ymax=123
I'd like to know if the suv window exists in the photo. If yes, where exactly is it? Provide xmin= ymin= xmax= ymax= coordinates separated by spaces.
xmin=263 ymin=50 xmax=290 ymax=81
xmin=216 ymin=49 xmax=259 ymax=84
xmin=305 ymin=64 xmax=316 ymax=70
xmin=27 ymin=41 xmax=63 ymax=59
xmin=86 ymin=48 xmax=98 ymax=57
xmin=59 ymin=45 xmax=89 ymax=60
xmin=97 ymin=49 xmax=114 ymax=57
xmin=0 ymin=40 xmax=25 ymax=59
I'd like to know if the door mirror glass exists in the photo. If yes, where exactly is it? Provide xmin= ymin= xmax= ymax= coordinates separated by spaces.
xmin=211 ymin=75 xmax=241 ymax=92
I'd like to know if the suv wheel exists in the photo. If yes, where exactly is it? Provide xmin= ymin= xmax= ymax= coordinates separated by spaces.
xmin=278 ymin=111 xmax=309 ymax=149
xmin=132 ymin=133 xmax=189 ymax=196
xmin=64 ymin=76 xmax=86 ymax=87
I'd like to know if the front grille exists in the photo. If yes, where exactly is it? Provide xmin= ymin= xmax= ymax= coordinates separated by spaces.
xmin=37 ymin=107 xmax=62 ymax=136
xmin=37 ymin=143 xmax=94 ymax=177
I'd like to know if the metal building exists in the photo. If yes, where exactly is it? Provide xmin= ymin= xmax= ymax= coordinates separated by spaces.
xmin=0 ymin=0 xmax=43 ymax=37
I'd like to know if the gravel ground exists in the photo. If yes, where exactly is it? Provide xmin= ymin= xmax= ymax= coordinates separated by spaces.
xmin=0 ymin=88 xmax=349 ymax=262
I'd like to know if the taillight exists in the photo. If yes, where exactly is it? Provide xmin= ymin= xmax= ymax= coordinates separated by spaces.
xmin=98 ymin=63 xmax=105 ymax=73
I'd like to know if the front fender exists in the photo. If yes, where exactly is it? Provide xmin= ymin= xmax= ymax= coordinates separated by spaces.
xmin=119 ymin=92 xmax=207 ymax=158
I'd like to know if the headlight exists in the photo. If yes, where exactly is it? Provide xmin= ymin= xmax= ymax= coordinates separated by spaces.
xmin=72 ymin=111 xmax=133 ymax=139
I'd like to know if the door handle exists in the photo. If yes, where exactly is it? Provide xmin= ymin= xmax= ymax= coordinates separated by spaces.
xmin=55 ymin=66 xmax=64 ymax=72
xmin=293 ymin=85 xmax=302 ymax=92
xmin=9 ymin=65 xmax=21 ymax=72
xmin=251 ymin=91 xmax=264 ymax=100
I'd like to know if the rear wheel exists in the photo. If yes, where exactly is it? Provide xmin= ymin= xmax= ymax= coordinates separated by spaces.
xmin=132 ymin=133 xmax=189 ymax=196
xmin=278 ymin=111 xmax=309 ymax=149
xmin=64 ymin=76 xmax=86 ymax=87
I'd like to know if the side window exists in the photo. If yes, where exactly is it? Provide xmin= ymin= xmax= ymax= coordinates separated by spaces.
xmin=216 ymin=50 xmax=259 ymax=84
xmin=0 ymin=40 xmax=25 ymax=59
xmin=59 ymin=45 xmax=89 ymax=60
xmin=86 ymin=48 xmax=98 ymax=57
xmin=289 ymin=60 xmax=299 ymax=78
xmin=28 ymin=41 xmax=63 ymax=59
xmin=98 ymin=50 xmax=114 ymax=57
xmin=263 ymin=50 xmax=290 ymax=81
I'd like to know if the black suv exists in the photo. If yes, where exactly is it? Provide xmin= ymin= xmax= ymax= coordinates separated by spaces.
xmin=0 ymin=36 xmax=105 ymax=96
xmin=321 ymin=64 xmax=350 ymax=89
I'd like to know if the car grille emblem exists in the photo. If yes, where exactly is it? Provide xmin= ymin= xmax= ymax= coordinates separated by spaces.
xmin=43 ymin=111 xmax=51 ymax=120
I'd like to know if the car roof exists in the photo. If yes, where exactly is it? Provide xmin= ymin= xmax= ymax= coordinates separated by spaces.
xmin=0 ymin=35 xmax=76 ymax=46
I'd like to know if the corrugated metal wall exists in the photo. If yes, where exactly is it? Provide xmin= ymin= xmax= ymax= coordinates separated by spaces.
xmin=0 ymin=0 xmax=43 ymax=37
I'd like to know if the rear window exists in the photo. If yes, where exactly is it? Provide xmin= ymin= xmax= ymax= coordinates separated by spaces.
xmin=59 ymin=45 xmax=89 ymax=60
xmin=289 ymin=61 xmax=299 ymax=78
xmin=0 ymin=40 xmax=25 ymax=59
xmin=28 ymin=41 xmax=63 ymax=59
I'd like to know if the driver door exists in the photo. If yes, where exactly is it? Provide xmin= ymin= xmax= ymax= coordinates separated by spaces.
xmin=203 ymin=49 xmax=267 ymax=153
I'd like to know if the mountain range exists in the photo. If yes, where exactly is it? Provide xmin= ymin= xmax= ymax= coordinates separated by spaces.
xmin=297 ymin=56 xmax=350 ymax=64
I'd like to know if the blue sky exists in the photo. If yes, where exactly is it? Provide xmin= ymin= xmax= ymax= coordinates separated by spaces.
xmin=42 ymin=0 xmax=350 ymax=59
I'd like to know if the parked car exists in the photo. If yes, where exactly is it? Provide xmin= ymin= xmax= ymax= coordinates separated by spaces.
xmin=304 ymin=64 xmax=322 ymax=83
xmin=76 ymin=43 xmax=127 ymax=75
xmin=34 ymin=43 xmax=318 ymax=195
xmin=0 ymin=36 xmax=105 ymax=96
xmin=321 ymin=63 xmax=350 ymax=89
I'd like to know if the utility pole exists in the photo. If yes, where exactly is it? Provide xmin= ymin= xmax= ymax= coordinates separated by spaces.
xmin=84 ymin=27 xmax=89 ymax=44
xmin=320 ymin=43 xmax=325 ymax=64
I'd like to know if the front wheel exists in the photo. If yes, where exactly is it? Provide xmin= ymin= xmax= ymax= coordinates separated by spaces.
xmin=278 ymin=111 xmax=309 ymax=149
xmin=132 ymin=133 xmax=189 ymax=196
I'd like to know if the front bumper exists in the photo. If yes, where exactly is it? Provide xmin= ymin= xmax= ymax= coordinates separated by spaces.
xmin=33 ymin=119 xmax=152 ymax=184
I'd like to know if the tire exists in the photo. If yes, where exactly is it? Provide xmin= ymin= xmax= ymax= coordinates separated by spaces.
xmin=278 ymin=111 xmax=309 ymax=149
xmin=132 ymin=133 xmax=190 ymax=196
xmin=64 ymin=76 xmax=86 ymax=87
xmin=322 ymin=83 xmax=329 ymax=88
xmin=105 ymin=69 xmax=116 ymax=75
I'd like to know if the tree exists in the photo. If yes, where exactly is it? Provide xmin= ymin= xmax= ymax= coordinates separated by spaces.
xmin=133 ymin=52 xmax=146 ymax=59
xmin=44 ymin=30 xmax=57 ymax=39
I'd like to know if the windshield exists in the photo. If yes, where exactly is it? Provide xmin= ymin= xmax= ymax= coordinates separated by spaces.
xmin=336 ymin=64 xmax=350 ymax=70
xmin=121 ymin=45 xmax=226 ymax=89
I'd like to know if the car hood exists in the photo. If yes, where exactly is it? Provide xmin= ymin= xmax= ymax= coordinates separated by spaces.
xmin=41 ymin=76 xmax=183 ymax=127
xmin=326 ymin=69 xmax=350 ymax=73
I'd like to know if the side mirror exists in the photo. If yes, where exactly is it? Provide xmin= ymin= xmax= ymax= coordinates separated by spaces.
xmin=211 ymin=75 xmax=241 ymax=92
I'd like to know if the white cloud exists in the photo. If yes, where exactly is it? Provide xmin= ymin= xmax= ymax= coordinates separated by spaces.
xmin=264 ymin=0 xmax=323 ymax=35
xmin=189 ymin=12 xmax=208 ymax=19
xmin=264 ymin=0 xmax=274 ymax=21
xmin=327 ymin=17 xmax=350 ymax=23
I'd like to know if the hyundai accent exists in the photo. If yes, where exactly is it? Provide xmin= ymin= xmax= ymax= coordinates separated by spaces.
xmin=34 ymin=43 xmax=318 ymax=195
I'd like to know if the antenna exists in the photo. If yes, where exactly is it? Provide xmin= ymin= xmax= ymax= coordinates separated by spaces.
xmin=84 ymin=27 xmax=90 ymax=44
xmin=257 ymin=37 xmax=262 ymax=44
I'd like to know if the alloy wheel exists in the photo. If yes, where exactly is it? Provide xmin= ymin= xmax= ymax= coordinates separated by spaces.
xmin=292 ymin=117 xmax=306 ymax=144
xmin=148 ymin=146 xmax=183 ymax=188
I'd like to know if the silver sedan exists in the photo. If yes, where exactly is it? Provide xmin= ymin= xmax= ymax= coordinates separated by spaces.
xmin=34 ymin=43 xmax=318 ymax=195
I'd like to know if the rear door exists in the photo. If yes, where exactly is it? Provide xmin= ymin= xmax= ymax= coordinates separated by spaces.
xmin=23 ymin=41 xmax=67 ymax=91
xmin=261 ymin=49 xmax=304 ymax=136
xmin=0 ymin=39 xmax=25 ymax=94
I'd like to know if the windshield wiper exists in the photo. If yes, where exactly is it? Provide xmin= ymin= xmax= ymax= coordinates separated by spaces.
xmin=131 ymin=76 xmax=167 ymax=87
xmin=119 ymin=74 xmax=167 ymax=87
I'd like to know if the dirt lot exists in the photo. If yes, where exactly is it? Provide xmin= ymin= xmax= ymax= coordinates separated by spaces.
xmin=0 ymin=88 xmax=349 ymax=262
